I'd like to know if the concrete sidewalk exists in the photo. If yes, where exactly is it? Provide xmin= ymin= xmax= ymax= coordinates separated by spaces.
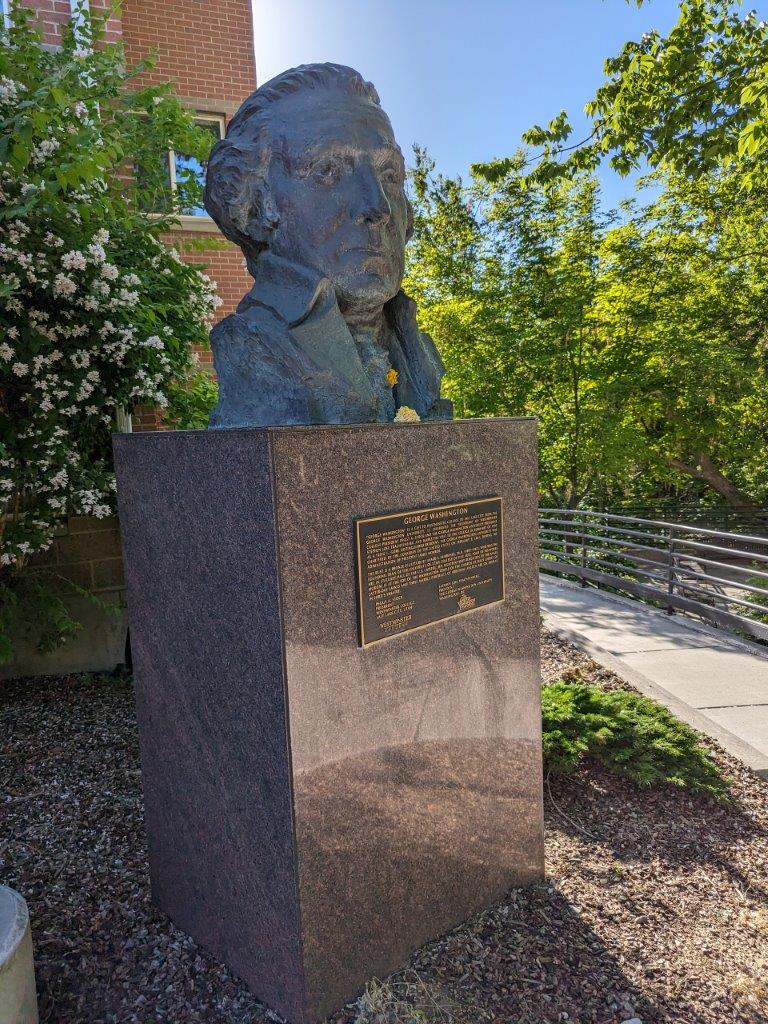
xmin=540 ymin=575 xmax=768 ymax=778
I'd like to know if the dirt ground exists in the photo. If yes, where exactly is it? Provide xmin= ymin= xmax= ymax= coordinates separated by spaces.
xmin=1 ymin=629 xmax=766 ymax=1024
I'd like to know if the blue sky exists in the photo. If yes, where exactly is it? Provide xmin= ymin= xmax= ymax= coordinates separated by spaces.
xmin=252 ymin=0 xmax=763 ymax=209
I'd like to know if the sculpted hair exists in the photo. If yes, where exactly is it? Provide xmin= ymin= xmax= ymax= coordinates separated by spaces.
xmin=204 ymin=63 xmax=381 ymax=258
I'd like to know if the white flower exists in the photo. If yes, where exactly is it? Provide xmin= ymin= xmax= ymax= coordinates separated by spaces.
xmin=0 ymin=343 xmax=13 ymax=361
xmin=53 ymin=273 xmax=77 ymax=297
xmin=31 ymin=138 xmax=61 ymax=165
xmin=70 ymin=350 xmax=90 ymax=369
xmin=12 ymin=362 xmax=28 ymax=377
xmin=62 ymin=250 xmax=88 ymax=271
xmin=87 ymin=242 xmax=106 ymax=263
xmin=0 ymin=77 xmax=20 ymax=104
xmin=101 ymin=263 xmax=119 ymax=281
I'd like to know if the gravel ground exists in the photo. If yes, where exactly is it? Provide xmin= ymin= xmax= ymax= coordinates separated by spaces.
xmin=1 ymin=629 xmax=766 ymax=1024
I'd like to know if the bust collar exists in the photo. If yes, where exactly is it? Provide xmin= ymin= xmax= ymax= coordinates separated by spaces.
xmin=241 ymin=251 xmax=334 ymax=328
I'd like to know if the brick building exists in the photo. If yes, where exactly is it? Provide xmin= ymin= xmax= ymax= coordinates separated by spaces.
xmin=15 ymin=0 xmax=257 ymax=428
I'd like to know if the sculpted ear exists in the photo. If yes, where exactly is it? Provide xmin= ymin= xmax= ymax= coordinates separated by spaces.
xmin=205 ymin=141 xmax=278 ymax=252
xmin=405 ymin=195 xmax=414 ymax=242
xmin=234 ymin=175 xmax=279 ymax=248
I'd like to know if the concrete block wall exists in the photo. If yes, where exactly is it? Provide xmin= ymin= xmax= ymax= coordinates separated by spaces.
xmin=2 ymin=517 xmax=128 ymax=681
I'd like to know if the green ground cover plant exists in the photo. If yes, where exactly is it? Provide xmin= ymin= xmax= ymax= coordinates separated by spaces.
xmin=541 ymin=677 xmax=731 ymax=800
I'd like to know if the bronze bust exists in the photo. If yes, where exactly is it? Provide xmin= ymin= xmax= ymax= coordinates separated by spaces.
xmin=204 ymin=63 xmax=453 ymax=427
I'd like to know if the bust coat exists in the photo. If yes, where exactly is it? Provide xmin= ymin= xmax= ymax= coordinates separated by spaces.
xmin=209 ymin=251 xmax=453 ymax=428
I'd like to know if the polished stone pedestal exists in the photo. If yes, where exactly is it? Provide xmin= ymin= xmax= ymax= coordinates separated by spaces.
xmin=113 ymin=419 xmax=544 ymax=1024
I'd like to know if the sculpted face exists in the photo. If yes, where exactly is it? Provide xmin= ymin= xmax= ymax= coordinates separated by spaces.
xmin=263 ymin=87 xmax=410 ymax=317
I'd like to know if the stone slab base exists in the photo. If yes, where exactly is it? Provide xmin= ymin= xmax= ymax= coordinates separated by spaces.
xmin=114 ymin=418 xmax=544 ymax=1024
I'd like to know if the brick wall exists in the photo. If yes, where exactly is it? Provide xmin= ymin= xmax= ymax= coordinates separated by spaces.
xmin=20 ymin=0 xmax=121 ymax=47
xmin=121 ymin=0 xmax=256 ymax=107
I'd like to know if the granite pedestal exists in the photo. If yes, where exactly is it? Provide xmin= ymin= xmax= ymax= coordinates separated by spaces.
xmin=113 ymin=418 xmax=544 ymax=1024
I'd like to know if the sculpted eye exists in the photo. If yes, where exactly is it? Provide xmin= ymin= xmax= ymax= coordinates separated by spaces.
xmin=311 ymin=157 xmax=343 ymax=184
xmin=381 ymin=163 xmax=404 ymax=187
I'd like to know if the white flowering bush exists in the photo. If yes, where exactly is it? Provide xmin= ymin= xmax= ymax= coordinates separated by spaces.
xmin=0 ymin=8 xmax=221 ymax=659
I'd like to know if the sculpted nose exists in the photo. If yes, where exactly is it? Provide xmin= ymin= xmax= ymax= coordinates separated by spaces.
xmin=353 ymin=165 xmax=391 ymax=226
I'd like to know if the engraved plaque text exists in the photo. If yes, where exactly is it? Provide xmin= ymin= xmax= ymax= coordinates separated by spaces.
xmin=355 ymin=497 xmax=505 ymax=646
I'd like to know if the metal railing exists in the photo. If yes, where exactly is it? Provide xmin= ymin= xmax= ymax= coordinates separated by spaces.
xmin=539 ymin=508 xmax=768 ymax=643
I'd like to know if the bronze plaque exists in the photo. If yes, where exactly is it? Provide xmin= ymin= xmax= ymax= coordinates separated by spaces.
xmin=355 ymin=497 xmax=505 ymax=646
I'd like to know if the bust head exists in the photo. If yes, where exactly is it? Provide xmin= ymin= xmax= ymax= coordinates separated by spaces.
xmin=205 ymin=64 xmax=413 ymax=320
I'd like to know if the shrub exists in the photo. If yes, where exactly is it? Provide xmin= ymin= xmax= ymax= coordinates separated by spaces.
xmin=165 ymin=365 xmax=219 ymax=430
xmin=0 ymin=7 xmax=221 ymax=658
xmin=541 ymin=679 xmax=731 ymax=800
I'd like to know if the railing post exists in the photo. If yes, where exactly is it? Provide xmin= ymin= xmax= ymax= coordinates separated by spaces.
xmin=666 ymin=526 xmax=675 ymax=614
xmin=580 ymin=515 xmax=587 ymax=587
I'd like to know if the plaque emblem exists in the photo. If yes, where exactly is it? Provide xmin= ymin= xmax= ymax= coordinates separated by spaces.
xmin=354 ymin=496 xmax=505 ymax=646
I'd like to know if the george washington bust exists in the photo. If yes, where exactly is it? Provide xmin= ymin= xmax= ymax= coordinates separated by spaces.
xmin=203 ymin=63 xmax=453 ymax=428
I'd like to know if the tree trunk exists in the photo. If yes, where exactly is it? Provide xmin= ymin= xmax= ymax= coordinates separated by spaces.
xmin=665 ymin=452 xmax=757 ymax=509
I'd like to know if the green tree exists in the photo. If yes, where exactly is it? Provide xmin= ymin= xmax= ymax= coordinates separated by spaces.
xmin=505 ymin=0 xmax=768 ymax=189
xmin=407 ymin=152 xmax=646 ymax=507
xmin=407 ymin=154 xmax=768 ymax=508
xmin=596 ymin=168 xmax=768 ymax=506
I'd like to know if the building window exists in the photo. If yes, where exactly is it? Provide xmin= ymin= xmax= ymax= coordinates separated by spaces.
xmin=170 ymin=115 xmax=225 ymax=216
xmin=139 ymin=114 xmax=225 ymax=218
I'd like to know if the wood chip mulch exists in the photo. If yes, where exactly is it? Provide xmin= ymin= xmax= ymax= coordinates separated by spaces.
xmin=1 ymin=629 xmax=766 ymax=1024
